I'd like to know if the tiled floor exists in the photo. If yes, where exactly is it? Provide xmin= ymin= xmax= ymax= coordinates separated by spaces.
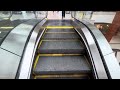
xmin=110 ymin=31 xmax=120 ymax=62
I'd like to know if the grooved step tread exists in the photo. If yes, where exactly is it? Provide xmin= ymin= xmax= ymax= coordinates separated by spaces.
xmin=43 ymin=20 xmax=72 ymax=26
xmin=33 ymin=55 xmax=91 ymax=75
xmin=42 ymin=33 xmax=80 ymax=40
xmin=38 ymin=40 xmax=85 ymax=54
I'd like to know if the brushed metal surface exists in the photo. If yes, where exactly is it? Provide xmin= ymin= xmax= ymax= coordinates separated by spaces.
xmin=18 ymin=19 xmax=46 ymax=79
xmin=72 ymin=19 xmax=108 ymax=79
xmin=81 ymin=21 xmax=113 ymax=56
xmin=104 ymin=53 xmax=120 ymax=79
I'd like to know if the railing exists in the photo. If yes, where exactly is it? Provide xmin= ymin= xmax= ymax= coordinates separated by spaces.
xmin=71 ymin=12 xmax=120 ymax=79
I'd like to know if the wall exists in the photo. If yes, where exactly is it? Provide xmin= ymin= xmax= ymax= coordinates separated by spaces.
xmin=91 ymin=12 xmax=116 ymax=23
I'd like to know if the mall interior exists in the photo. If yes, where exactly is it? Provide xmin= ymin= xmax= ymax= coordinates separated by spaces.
xmin=0 ymin=11 xmax=120 ymax=79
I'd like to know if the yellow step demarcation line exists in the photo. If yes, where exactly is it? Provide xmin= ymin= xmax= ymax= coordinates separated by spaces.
xmin=0 ymin=26 xmax=14 ymax=29
xmin=38 ymin=39 xmax=81 ymax=48
xmin=3 ymin=18 xmax=9 ymax=20
xmin=38 ymin=28 xmax=48 ymax=48
xmin=38 ymin=54 xmax=83 ymax=56
xmin=33 ymin=53 xmax=83 ymax=69
xmin=34 ymin=74 xmax=89 ymax=79
xmin=46 ymin=26 xmax=74 ymax=29
xmin=38 ymin=40 xmax=43 ymax=48
xmin=33 ymin=54 xmax=40 ymax=69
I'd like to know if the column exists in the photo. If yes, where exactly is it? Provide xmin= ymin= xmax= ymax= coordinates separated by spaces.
xmin=105 ymin=11 xmax=120 ymax=42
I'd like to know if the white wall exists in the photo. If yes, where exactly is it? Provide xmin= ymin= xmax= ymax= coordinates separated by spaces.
xmin=91 ymin=12 xmax=116 ymax=23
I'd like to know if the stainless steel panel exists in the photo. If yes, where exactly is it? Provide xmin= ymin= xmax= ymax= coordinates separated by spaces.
xmin=18 ymin=19 xmax=46 ymax=79
xmin=0 ymin=48 xmax=20 ymax=79
xmin=73 ymin=20 xmax=108 ymax=79
xmin=77 ymin=20 xmax=120 ymax=79
xmin=104 ymin=53 xmax=120 ymax=79
xmin=81 ymin=21 xmax=113 ymax=56
xmin=1 ymin=20 xmax=39 ymax=56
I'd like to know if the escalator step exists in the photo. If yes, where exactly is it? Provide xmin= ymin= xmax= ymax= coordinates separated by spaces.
xmin=33 ymin=55 xmax=91 ymax=75
xmin=42 ymin=33 xmax=80 ymax=40
xmin=38 ymin=40 xmax=85 ymax=54
xmin=43 ymin=20 xmax=72 ymax=26
xmin=46 ymin=29 xmax=75 ymax=32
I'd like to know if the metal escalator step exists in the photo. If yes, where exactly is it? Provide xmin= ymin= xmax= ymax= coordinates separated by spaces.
xmin=46 ymin=29 xmax=75 ymax=32
xmin=33 ymin=55 xmax=91 ymax=75
xmin=42 ymin=33 xmax=80 ymax=40
xmin=43 ymin=20 xmax=72 ymax=26
xmin=38 ymin=40 xmax=85 ymax=54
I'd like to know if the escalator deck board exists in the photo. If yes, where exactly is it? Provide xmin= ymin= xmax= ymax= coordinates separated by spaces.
xmin=34 ymin=55 xmax=91 ymax=75
xmin=42 ymin=32 xmax=80 ymax=40
xmin=38 ymin=40 xmax=85 ymax=54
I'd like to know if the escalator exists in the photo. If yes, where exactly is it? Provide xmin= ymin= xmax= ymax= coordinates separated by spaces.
xmin=32 ymin=20 xmax=93 ymax=79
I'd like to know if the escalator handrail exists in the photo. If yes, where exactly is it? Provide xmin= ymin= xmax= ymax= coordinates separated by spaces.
xmin=80 ymin=20 xmax=120 ymax=79
xmin=72 ymin=19 xmax=108 ymax=79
